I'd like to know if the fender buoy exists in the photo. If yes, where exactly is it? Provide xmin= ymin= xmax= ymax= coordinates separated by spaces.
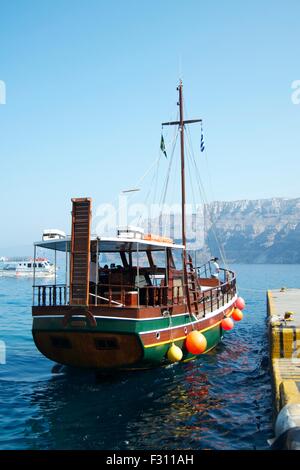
xmin=232 ymin=307 xmax=243 ymax=321
xmin=167 ymin=343 xmax=183 ymax=362
xmin=185 ymin=330 xmax=207 ymax=354
xmin=235 ymin=297 xmax=245 ymax=310
xmin=221 ymin=317 xmax=234 ymax=331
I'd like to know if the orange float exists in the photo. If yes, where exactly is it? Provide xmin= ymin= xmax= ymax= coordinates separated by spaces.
xmin=232 ymin=307 xmax=243 ymax=321
xmin=235 ymin=297 xmax=245 ymax=310
xmin=221 ymin=317 xmax=234 ymax=331
xmin=185 ymin=330 xmax=207 ymax=354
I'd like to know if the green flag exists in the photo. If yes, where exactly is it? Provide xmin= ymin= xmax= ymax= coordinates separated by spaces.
xmin=160 ymin=134 xmax=167 ymax=158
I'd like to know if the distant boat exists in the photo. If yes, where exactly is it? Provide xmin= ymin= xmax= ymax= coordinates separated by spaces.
xmin=0 ymin=261 xmax=18 ymax=277
xmin=0 ymin=258 xmax=55 ymax=278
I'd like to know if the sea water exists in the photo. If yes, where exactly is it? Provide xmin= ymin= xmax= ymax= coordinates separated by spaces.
xmin=0 ymin=264 xmax=299 ymax=450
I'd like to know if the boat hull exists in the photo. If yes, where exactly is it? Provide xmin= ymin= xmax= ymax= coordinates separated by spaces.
xmin=32 ymin=298 xmax=236 ymax=370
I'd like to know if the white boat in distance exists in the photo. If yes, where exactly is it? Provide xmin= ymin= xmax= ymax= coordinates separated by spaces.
xmin=0 ymin=258 xmax=55 ymax=278
xmin=16 ymin=258 xmax=55 ymax=277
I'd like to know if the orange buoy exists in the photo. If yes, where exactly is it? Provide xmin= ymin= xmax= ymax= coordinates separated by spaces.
xmin=232 ymin=307 xmax=243 ymax=322
xmin=221 ymin=317 xmax=234 ymax=331
xmin=235 ymin=297 xmax=245 ymax=310
xmin=185 ymin=330 xmax=207 ymax=354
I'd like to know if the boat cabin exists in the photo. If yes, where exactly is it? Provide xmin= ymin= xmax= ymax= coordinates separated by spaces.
xmin=33 ymin=235 xmax=186 ymax=309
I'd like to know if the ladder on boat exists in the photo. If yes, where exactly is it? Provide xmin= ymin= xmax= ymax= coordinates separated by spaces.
xmin=69 ymin=198 xmax=92 ymax=306
xmin=185 ymin=254 xmax=199 ymax=316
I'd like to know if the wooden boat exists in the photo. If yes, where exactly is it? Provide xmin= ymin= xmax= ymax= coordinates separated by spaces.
xmin=31 ymin=82 xmax=239 ymax=370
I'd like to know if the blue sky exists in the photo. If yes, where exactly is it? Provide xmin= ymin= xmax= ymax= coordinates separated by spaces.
xmin=0 ymin=0 xmax=300 ymax=251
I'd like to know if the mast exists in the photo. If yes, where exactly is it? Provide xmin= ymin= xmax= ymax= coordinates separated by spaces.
xmin=178 ymin=81 xmax=189 ymax=310
xmin=178 ymin=80 xmax=186 ymax=249
xmin=162 ymin=81 xmax=202 ymax=312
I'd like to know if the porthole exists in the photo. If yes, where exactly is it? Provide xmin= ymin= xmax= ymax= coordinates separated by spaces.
xmin=156 ymin=332 xmax=160 ymax=340
xmin=184 ymin=327 xmax=188 ymax=334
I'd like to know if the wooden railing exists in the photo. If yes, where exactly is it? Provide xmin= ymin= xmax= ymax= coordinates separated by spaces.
xmin=196 ymin=262 xmax=234 ymax=284
xmin=33 ymin=285 xmax=69 ymax=306
xmin=195 ymin=276 xmax=236 ymax=317
xmin=33 ymin=269 xmax=236 ymax=314
xmin=89 ymin=284 xmax=169 ymax=307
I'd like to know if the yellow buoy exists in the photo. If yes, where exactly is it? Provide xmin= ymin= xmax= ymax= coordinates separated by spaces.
xmin=167 ymin=343 xmax=183 ymax=362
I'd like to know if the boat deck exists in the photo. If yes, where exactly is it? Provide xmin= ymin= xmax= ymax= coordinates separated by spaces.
xmin=267 ymin=288 xmax=300 ymax=447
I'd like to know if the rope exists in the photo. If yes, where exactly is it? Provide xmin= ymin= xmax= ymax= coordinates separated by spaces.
xmin=157 ymin=128 xmax=179 ymax=236
xmin=238 ymin=287 xmax=267 ymax=293
xmin=185 ymin=126 xmax=228 ymax=269
xmin=182 ymin=100 xmax=228 ymax=268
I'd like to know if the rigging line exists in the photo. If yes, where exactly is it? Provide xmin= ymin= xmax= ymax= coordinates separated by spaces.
xmin=185 ymin=136 xmax=199 ymax=245
xmin=160 ymin=119 xmax=179 ymax=236
xmin=183 ymin=101 xmax=210 ymax=205
xmin=136 ymin=157 xmax=160 ymax=227
xmin=153 ymin=151 xmax=161 ymax=206
xmin=159 ymin=131 xmax=179 ymax=237
xmin=156 ymin=109 xmax=180 ymax=236
xmin=185 ymin=131 xmax=210 ymax=260
xmin=185 ymin=127 xmax=228 ymax=268
xmin=134 ymin=111 xmax=179 ymax=233
xmin=204 ymin=146 xmax=216 ymax=205
xmin=238 ymin=287 xmax=266 ymax=293
xmin=192 ymin=155 xmax=227 ymax=267
xmin=111 ymin=152 xmax=165 ymax=224
xmin=183 ymin=102 xmax=215 ymax=207
xmin=163 ymin=141 xmax=180 ymax=237
xmin=158 ymin=128 xmax=179 ymax=210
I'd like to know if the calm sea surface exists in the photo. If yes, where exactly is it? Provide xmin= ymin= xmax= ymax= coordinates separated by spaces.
xmin=0 ymin=264 xmax=300 ymax=450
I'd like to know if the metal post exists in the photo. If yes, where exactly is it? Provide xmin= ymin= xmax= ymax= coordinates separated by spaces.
xmin=54 ymin=247 xmax=57 ymax=287
xmin=165 ymin=247 xmax=168 ymax=305
xmin=65 ymin=238 xmax=68 ymax=304
xmin=137 ymin=242 xmax=140 ymax=307
xmin=32 ymin=244 xmax=36 ymax=305
xmin=179 ymin=81 xmax=186 ymax=252
xmin=95 ymin=238 xmax=99 ymax=306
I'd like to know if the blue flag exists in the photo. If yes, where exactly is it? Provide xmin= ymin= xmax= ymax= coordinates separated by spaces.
xmin=200 ymin=125 xmax=205 ymax=152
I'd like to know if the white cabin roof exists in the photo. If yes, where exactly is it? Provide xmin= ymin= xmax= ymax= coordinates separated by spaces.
xmin=34 ymin=235 xmax=185 ymax=253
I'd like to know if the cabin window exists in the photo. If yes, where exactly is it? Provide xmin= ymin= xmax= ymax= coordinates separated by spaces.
xmin=99 ymin=252 xmax=123 ymax=269
xmin=38 ymin=263 xmax=43 ymax=268
xmin=28 ymin=263 xmax=32 ymax=268
xmin=151 ymin=251 xmax=166 ymax=268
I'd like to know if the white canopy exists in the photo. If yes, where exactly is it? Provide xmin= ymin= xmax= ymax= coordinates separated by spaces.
xmin=34 ymin=235 xmax=185 ymax=253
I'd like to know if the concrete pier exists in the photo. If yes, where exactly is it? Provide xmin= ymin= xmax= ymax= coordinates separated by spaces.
xmin=267 ymin=288 xmax=300 ymax=449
